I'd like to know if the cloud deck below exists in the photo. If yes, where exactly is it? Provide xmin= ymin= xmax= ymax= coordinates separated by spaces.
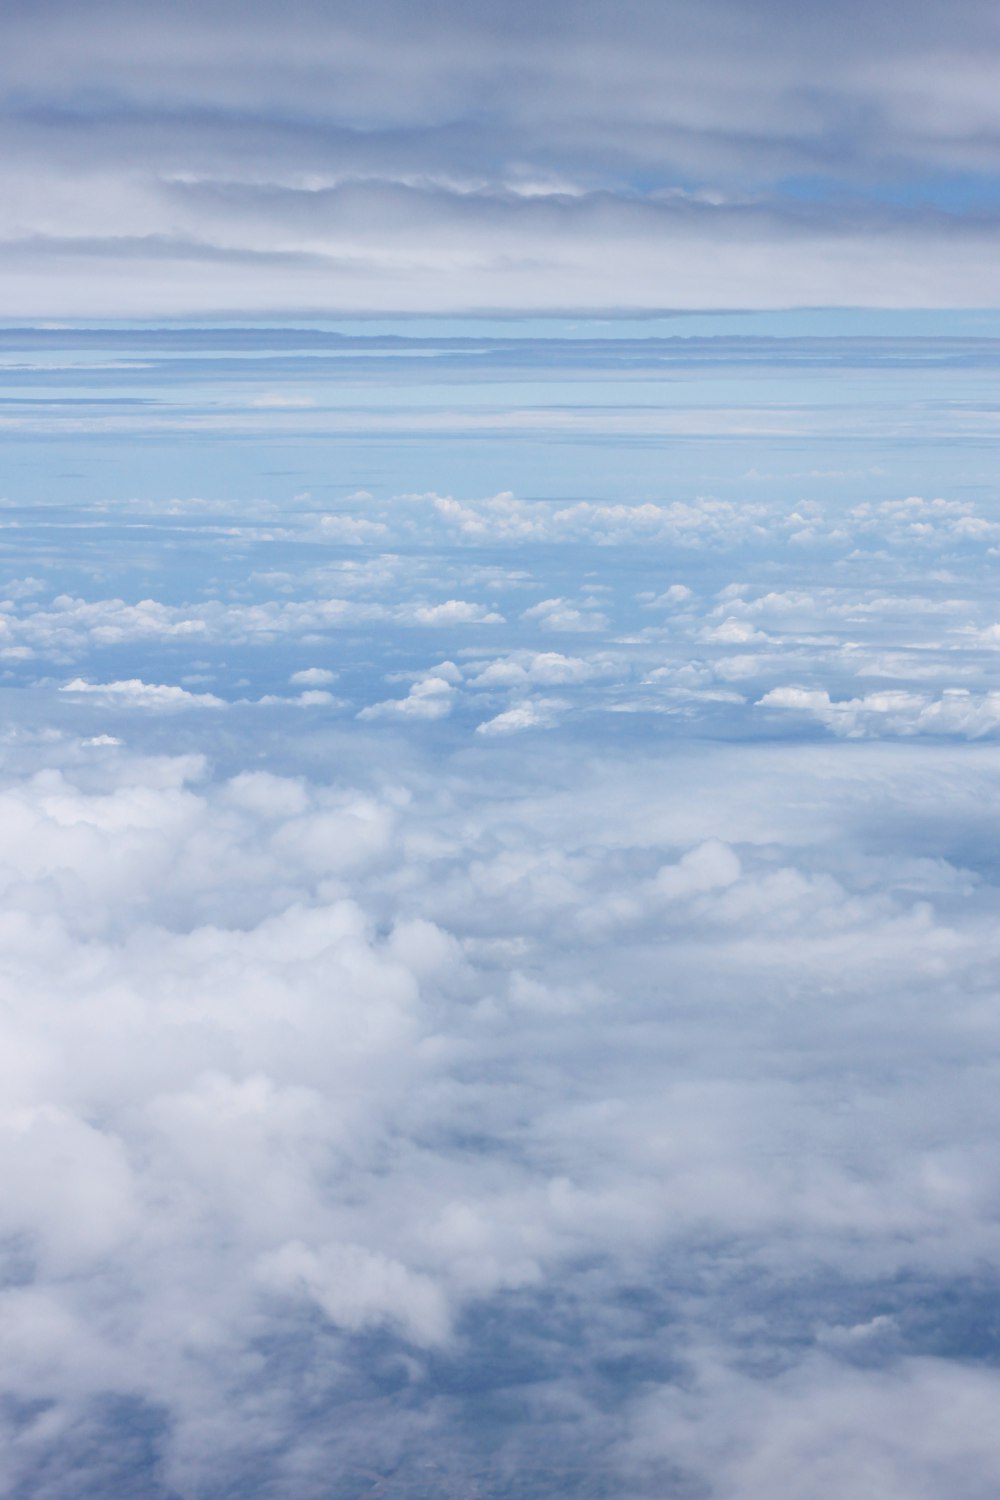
xmin=1 ymin=318 xmax=1000 ymax=1498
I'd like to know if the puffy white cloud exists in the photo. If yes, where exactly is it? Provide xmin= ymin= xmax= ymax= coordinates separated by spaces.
xmin=759 ymin=684 xmax=1000 ymax=738
xmin=1 ymin=729 xmax=1000 ymax=1493
xmin=640 ymin=583 xmax=695 ymax=609
xmin=403 ymin=599 xmax=505 ymax=626
xmin=701 ymin=616 xmax=771 ymax=644
xmin=427 ymin=491 xmax=776 ymax=548
xmin=623 ymin=1353 xmax=1000 ymax=1500
xmin=521 ymin=598 xmax=609 ymax=633
xmin=652 ymin=838 xmax=742 ymax=899
xmin=475 ymin=697 xmax=568 ymax=735
xmin=358 ymin=674 xmax=456 ymax=720
xmin=257 ymin=1239 xmax=452 ymax=1347
xmin=469 ymin=650 xmax=613 ymax=687
xmin=0 ymin=587 xmax=512 ymax=664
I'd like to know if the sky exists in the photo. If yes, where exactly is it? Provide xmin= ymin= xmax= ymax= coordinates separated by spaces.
xmin=3 ymin=0 xmax=1000 ymax=313
xmin=3 ymin=4 xmax=1000 ymax=1499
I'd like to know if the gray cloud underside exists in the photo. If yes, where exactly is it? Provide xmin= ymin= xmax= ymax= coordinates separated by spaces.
xmin=3 ymin=0 xmax=1000 ymax=311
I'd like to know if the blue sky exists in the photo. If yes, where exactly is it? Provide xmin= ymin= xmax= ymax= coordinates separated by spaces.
xmin=3 ymin=6 xmax=1000 ymax=1500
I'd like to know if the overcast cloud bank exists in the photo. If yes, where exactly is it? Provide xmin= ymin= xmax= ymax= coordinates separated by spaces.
xmin=3 ymin=0 xmax=1000 ymax=312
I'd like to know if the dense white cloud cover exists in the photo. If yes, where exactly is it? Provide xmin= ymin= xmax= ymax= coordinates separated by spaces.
xmin=3 ymin=729 xmax=1000 ymax=1496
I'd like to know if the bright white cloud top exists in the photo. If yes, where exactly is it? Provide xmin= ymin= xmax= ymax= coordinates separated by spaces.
xmin=2 ymin=4 xmax=1000 ymax=1498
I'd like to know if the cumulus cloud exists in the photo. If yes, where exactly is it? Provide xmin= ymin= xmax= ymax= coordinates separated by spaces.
xmin=358 ymin=674 xmax=457 ymax=720
xmin=475 ymin=696 xmax=568 ymax=735
xmin=2 ymin=732 xmax=1000 ymax=1496
xmin=759 ymin=684 xmax=1000 ymax=738
xmin=0 ymin=589 xmax=506 ymax=663
xmin=403 ymin=599 xmax=505 ymax=626
xmin=521 ymin=598 xmax=608 ymax=633
xmin=702 ymin=617 xmax=771 ymax=644
xmin=640 ymin=583 xmax=695 ymax=609
xmin=469 ymin=650 xmax=613 ymax=687
xmin=652 ymin=837 xmax=742 ymax=899
xmin=427 ymin=492 xmax=777 ymax=547
xmin=622 ymin=1353 xmax=1000 ymax=1500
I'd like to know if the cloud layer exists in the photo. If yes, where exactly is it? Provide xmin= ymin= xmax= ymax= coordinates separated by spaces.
xmin=3 ymin=0 xmax=1000 ymax=311
xmin=2 ymin=306 xmax=1000 ymax=1495
xmin=5 ymin=729 xmax=1000 ymax=1498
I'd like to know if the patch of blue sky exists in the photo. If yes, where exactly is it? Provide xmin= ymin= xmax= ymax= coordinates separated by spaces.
xmin=775 ymin=171 xmax=1000 ymax=214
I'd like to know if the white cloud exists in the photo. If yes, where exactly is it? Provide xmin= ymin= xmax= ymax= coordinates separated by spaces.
xmin=702 ymin=617 xmax=771 ymax=644
xmin=289 ymin=667 xmax=339 ymax=687
xmin=469 ymin=651 xmax=612 ymax=687
xmin=428 ymin=493 xmax=776 ymax=548
xmin=652 ymin=838 xmax=742 ymax=900
xmin=641 ymin=584 xmax=695 ymax=609
xmin=624 ymin=1353 xmax=1000 ymax=1500
xmin=358 ymin=674 xmax=456 ymax=721
xmin=317 ymin=514 xmax=390 ymax=543
xmin=0 ymin=589 xmax=510 ymax=663
xmin=475 ymin=697 xmax=567 ymax=735
xmin=521 ymin=598 xmax=609 ymax=633
xmin=758 ymin=684 xmax=1000 ymax=738
xmin=3 ymin=0 xmax=1000 ymax=317
xmin=253 ymin=688 xmax=338 ymax=707
xmin=5 ymin=286 xmax=1000 ymax=1499
xmin=60 ymin=677 xmax=226 ymax=709
xmin=0 ymin=736 xmax=1000 ymax=1493
xmin=404 ymin=599 xmax=505 ymax=626
xmin=257 ymin=1239 xmax=451 ymax=1347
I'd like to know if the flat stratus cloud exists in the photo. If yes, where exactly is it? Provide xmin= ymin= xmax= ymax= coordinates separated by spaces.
xmin=2 ymin=0 xmax=1000 ymax=312
xmin=60 ymin=676 xmax=226 ymax=709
